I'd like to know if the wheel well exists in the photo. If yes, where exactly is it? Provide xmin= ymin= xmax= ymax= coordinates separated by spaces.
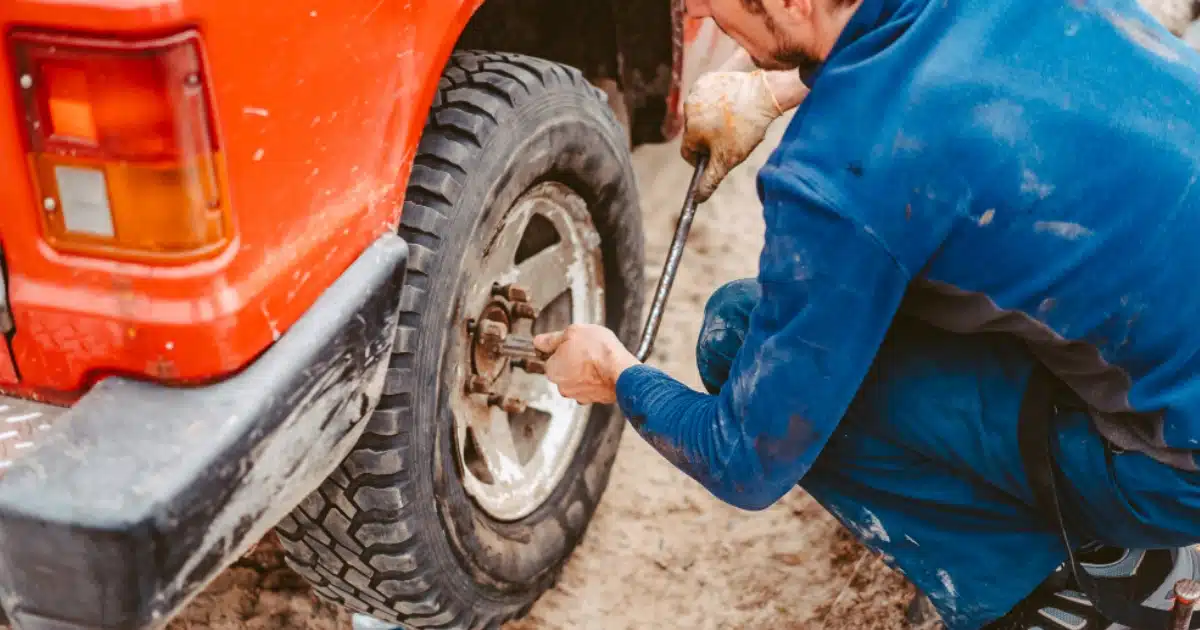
xmin=454 ymin=0 xmax=674 ymax=146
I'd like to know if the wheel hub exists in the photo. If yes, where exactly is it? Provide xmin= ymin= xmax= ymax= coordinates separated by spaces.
xmin=469 ymin=300 xmax=517 ymax=383
xmin=448 ymin=182 xmax=604 ymax=522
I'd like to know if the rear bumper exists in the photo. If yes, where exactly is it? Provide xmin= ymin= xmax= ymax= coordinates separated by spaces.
xmin=0 ymin=234 xmax=409 ymax=630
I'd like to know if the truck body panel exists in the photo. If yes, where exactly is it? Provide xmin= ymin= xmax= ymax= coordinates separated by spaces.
xmin=0 ymin=0 xmax=480 ymax=397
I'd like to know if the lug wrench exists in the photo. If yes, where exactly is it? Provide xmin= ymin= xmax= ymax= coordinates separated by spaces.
xmin=634 ymin=153 xmax=709 ymax=362
xmin=496 ymin=154 xmax=711 ymax=365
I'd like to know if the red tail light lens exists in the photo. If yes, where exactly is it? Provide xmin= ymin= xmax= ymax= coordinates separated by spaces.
xmin=10 ymin=31 xmax=231 ymax=263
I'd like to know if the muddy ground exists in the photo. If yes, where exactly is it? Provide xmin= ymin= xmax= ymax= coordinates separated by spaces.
xmin=168 ymin=115 xmax=931 ymax=630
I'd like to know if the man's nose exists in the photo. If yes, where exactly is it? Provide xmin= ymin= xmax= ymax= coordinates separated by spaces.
xmin=684 ymin=0 xmax=713 ymax=18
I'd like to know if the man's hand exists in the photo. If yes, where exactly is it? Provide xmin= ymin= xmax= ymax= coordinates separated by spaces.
xmin=681 ymin=69 xmax=808 ymax=202
xmin=534 ymin=324 xmax=640 ymax=405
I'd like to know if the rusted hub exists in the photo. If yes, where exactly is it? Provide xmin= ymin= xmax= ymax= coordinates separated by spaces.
xmin=470 ymin=303 xmax=512 ymax=382
xmin=447 ymin=182 xmax=604 ymax=522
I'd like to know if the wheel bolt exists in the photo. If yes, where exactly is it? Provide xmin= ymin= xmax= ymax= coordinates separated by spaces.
xmin=478 ymin=320 xmax=508 ymax=347
xmin=511 ymin=302 xmax=538 ymax=320
xmin=492 ymin=283 xmax=531 ymax=303
xmin=513 ymin=359 xmax=546 ymax=374
xmin=488 ymin=395 xmax=527 ymax=414
xmin=466 ymin=376 xmax=490 ymax=395
xmin=1172 ymin=579 xmax=1200 ymax=629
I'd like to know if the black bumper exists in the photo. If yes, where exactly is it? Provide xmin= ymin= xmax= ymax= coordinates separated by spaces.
xmin=0 ymin=234 xmax=409 ymax=630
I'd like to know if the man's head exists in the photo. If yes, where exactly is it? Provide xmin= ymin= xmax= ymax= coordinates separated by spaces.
xmin=685 ymin=0 xmax=862 ymax=72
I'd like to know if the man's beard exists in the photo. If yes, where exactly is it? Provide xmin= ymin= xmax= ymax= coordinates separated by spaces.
xmin=709 ymin=10 xmax=824 ymax=74
xmin=755 ymin=45 xmax=821 ymax=74
xmin=758 ymin=14 xmax=823 ymax=75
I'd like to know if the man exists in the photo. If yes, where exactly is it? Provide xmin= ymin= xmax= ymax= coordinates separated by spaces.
xmin=533 ymin=0 xmax=1200 ymax=628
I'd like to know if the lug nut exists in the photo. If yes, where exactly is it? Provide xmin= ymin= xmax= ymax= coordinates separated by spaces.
xmin=511 ymin=302 xmax=538 ymax=320
xmin=513 ymin=359 xmax=546 ymax=374
xmin=492 ymin=283 xmax=530 ymax=303
xmin=488 ymin=395 xmax=528 ymax=414
xmin=1172 ymin=579 xmax=1200 ymax=630
xmin=482 ymin=308 xmax=508 ymax=323
xmin=478 ymin=320 xmax=508 ymax=347
xmin=466 ymin=376 xmax=490 ymax=395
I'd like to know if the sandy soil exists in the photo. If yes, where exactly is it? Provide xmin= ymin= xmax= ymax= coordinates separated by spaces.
xmin=168 ymin=115 xmax=927 ymax=630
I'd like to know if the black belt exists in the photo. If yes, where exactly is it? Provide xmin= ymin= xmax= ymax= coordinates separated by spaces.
xmin=1017 ymin=363 xmax=1170 ymax=629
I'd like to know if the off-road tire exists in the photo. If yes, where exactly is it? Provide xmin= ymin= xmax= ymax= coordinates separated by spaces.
xmin=275 ymin=51 xmax=644 ymax=629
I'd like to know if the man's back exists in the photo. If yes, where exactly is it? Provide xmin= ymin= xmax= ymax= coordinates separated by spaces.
xmin=771 ymin=0 xmax=1200 ymax=466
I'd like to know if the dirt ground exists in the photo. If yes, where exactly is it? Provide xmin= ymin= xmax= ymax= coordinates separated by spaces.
xmin=167 ymin=115 xmax=928 ymax=630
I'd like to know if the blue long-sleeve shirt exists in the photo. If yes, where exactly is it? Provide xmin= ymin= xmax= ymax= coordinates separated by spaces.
xmin=617 ymin=0 xmax=1200 ymax=511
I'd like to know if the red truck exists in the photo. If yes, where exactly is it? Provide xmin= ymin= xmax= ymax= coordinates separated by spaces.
xmin=0 ymin=1 xmax=740 ymax=628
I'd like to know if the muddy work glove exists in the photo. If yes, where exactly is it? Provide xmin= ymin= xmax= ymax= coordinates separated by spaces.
xmin=681 ymin=70 xmax=787 ymax=202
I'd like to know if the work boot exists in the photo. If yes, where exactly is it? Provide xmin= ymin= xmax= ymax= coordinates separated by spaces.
xmin=984 ymin=546 xmax=1200 ymax=629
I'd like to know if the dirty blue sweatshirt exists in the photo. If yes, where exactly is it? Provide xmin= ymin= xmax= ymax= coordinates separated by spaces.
xmin=616 ymin=0 xmax=1200 ymax=511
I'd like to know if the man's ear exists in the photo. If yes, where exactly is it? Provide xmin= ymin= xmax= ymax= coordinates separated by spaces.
xmin=777 ymin=0 xmax=814 ymax=19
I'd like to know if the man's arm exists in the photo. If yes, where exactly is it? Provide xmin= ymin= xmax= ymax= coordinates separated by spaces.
xmin=615 ymin=171 xmax=912 ymax=510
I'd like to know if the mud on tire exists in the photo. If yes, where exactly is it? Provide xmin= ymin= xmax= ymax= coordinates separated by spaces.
xmin=275 ymin=51 xmax=645 ymax=629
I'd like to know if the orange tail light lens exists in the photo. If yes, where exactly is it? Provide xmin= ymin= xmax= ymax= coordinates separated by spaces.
xmin=10 ymin=31 xmax=231 ymax=263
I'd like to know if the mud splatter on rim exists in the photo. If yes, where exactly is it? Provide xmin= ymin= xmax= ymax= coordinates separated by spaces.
xmin=448 ymin=181 xmax=605 ymax=522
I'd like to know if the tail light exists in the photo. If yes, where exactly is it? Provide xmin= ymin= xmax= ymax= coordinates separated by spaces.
xmin=9 ymin=31 xmax=231 ymax=264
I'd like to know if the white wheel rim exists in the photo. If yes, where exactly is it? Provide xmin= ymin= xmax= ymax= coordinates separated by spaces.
xmin=448 ymin=182 xmax=605 ymax=522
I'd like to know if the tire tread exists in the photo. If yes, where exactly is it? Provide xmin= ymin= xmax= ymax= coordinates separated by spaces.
xmin=277 ymin=50 xmax=630 ymax=630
